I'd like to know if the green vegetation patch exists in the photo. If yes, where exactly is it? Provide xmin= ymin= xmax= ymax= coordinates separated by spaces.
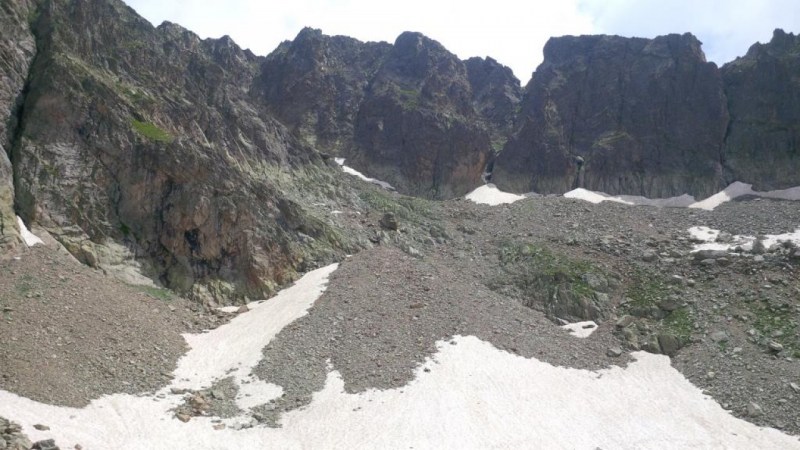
xmin=358 ymin=188 xmax=435 ymax=223
xmin=749 ymin=302 xmax=798 ymax=353
xmin=397 ymin=87 xmax=421 ymax=109
xmin=135 ymin=285 xmax=175 ymax=302
xmin=624 ymin=270 xmax=670 ymax=309
xmin=662 ymin=308 xmax=693 ymax=343
xmin=494 ymin=241 xmax=597 ymax=300
xmin=131 ymin=120 xmax=173 ymax=143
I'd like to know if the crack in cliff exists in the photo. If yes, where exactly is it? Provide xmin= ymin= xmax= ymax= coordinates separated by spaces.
xmin=7 ymin=2 xmax=43 ymax=225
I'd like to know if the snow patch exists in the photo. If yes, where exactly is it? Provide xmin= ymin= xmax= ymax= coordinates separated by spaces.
xmin=4 ymin=336 xmax=798 ymax=449
xmin=689 ymin=181 xmax=800 ymax=210
xmin=561 ymin=320 xmax=598 ymax=338
xmin=562 ymin=182 xmax=800 ymax=211
xmin=334 ymin=157 xmax=395 ymax=191
xmin=465 ymin=184 xmax=526 ymax=205
xmin=16 ymin=216 xmax=44 ymax=247
xmin=172 ymin=264 xmax=338 ymax=391
xmin=688 ymin=226 xmax=800 ymax=253
xmin=564 ymin=189 xmax=696 ymax=207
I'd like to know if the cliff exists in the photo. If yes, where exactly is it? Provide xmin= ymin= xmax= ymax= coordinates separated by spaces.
xmin=722 ymin=29 xmax=800 ymax=190
xmin=494 ymin=33 xmax=729 ymax=198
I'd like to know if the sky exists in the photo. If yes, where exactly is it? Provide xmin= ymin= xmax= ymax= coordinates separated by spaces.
xmin=121 ymin=0 xmax=799 ymax=82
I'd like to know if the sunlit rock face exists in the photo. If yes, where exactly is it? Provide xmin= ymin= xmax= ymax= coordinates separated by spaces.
xmin=7 ymin=0 xmax=351 ymax=301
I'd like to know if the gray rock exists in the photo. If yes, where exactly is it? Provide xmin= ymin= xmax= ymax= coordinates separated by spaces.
xmin=641 ymin=250 xmax=658 ymax=262
xmin=581 ymin=273 xmax=608 ymax=292
xmin=606 ymin=347 xmax=623 ymax=358
xmin=694 ymin=249 xmax=728 ymax=260
xmin=32 ymin=440 xmax=59 ymax=450
xmin=379 ymin=213 xmax=399 ymax=231
xmin=768 ymin=341 xmax=784 ymax=352
xmin=615 ymin=315 xmax=635 ymax=328
xmin=710 ymin=331 xmax=729 ymax=343
xmin=658 ymin=296 xmax=682 ymax=312
xmin=657 ymin=334 xmax=682 ymax=356
xmin=746 ymin=402 xmax=764 ymax=417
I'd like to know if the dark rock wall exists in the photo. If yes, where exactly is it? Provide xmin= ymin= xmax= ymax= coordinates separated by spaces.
xmin=351 ymin=32 xmax=492 ymax=199
xmin=0 ymin=0 xmax=38 ymax=248
xmin=494 ymin=33 xmax=729 ymax=198
xmin=464 ymin=56 xmax=522 ymax=152
xmin=722 ymin=29 xmax=800 ymax=190
xmin=254 ymin=27 xmax=391 ymax=155
xmin=257 ymin=30 xmax=510 ymax=199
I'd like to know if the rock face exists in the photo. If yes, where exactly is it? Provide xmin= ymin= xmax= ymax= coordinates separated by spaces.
xmin=255 ymin=27 xmax=392 ymax=156
xmin=722 ymin=29 xmax=800 ymax=190
xmin=494 ymin=34 xmax=729 ymax=198
xmin=258 ymin=30 xmax=513 ymax=199
xmin=8 ymin=0 xmax=351 ymax=301
xmin=0 ymin=0 xmax=37 ymax=249
xmin=2 ymin=0 xmax=799 ymax=304
xmin=464 ymin=56 xmax=522 ymax=152
xmin=351 ymin=32 xmax=492 ymax=199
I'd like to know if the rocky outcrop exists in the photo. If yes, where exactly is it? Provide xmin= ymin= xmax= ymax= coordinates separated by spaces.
xmin=255 ymin=28 xmax=391 ymax=155
xmin=0 ymin=0 xmax=37 ymax=249
xmin=10 ymin=0 xmax=353 ymax=301
xmin=464 ymin=56 xmax=522 ymax=152
xmin=494 ymin=33 xmax=729 ymax=198
xmin=351 ymin=32 xmax=492 ymax=199
xmin=258 ymin=30 xmax=504 ymax=199
xmin=722 ymin=29 xmax=800 ymax=190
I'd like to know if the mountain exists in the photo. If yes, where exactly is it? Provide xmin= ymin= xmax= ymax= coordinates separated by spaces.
xmin=493 ymin=30 xmax=800 ymax=198
xmin=722 ymin=29 xmax=800 ymax=190
xmin=494 ymin=33 xmax=729 ymax=198
xmin=258 ymin=28 xmax=521 ymax=199
xmin=3 ymin=0 xmax=368 ymax=303
xmin=1 ymin=0 xmax=798 ymax=303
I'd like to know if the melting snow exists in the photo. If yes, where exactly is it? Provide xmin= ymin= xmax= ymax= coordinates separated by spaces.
xmin=689 ymin=181 xmax=800 ymax=210
xmin=564 ymin=188 xmax=696 ymax=207
xmin=558 ymin=182 xmax=800 ymax=211
xmin=2 ymin=336 xmax=798 ymax=449
xmin=334 ymin=157 xmax=395 ymax=191
xmin=16 ymin=216 xmax=44 ymax=247
xmin=561 ymin=320 xmax=598 ymax=338
xmin=170 ymin=264 xmax=338 ymax=391
xmin=465 ymin=184 xmax=526 ymax=205
xmin=688 ymin=226 xmax=800 ymax=253
xmin=1 ymin=263 xmax=799 ymax=448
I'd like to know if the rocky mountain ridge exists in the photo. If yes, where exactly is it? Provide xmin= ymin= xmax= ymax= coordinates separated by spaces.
xmin=0 ymin=0 xmax=798 ymax=304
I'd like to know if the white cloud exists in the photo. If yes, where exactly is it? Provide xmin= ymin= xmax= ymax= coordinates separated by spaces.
xmin=578 ymin=0 xmax=800 ymax=65
xmin=122 ymin=0 xmax=798 ymax=81
xmin=122 ymin=0 xmax=595 ymax=81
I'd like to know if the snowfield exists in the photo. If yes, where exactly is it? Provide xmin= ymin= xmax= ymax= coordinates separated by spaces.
xmin=466 ymin=181 xmax=800 ymax=211
xmin=335 ymin=157 xmax=395 ymax=191
xmin=465 ymin=184 xmax=527 ymax=205
xmin=2 ymin=264 xmax=799 ymax=449
xmin=4 ymin=178 xmax=800 ymax=449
